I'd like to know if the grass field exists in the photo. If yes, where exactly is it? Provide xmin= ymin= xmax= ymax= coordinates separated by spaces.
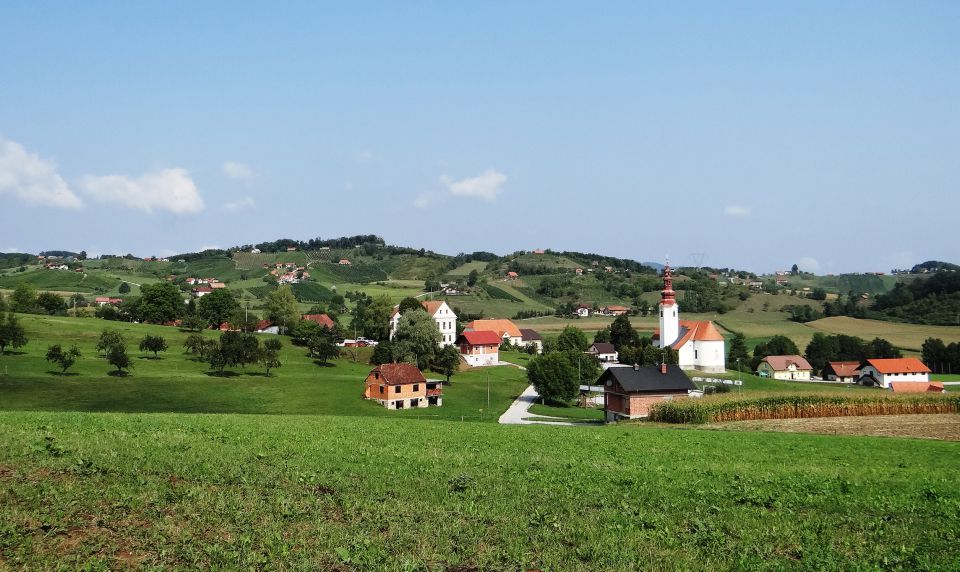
xmin=0 ymin=412 xmax=957 ymax=569
xmin=0 ymin=314 xmax=526 ymax=422
xmin=807 ymin=316 xmax=960 ymax=351
xmin=445 ymin=260 xmax=488 ymax=276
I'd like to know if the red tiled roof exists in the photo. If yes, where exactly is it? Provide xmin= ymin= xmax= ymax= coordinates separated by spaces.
xmin=605 ymin=305 xmax=629 ymax=312
xmin=654 ymin=320 xmax=725 ymax=349
xmin=889 ymin=382 xmax=944 ymax=393
xmin=760 ymin=355 xmax=813 ymax=371
xmin=302 ymin=314 xmax=335 ymax=328
xmin=465 ymin=319 xmax=521 ymax=339
xmin=826 ymin=361 xmax=860 ymax=377
xmin=370 ymin=363 xmax=426 ymax=385
xmin=507 ymin=271 xmax=518 ymax=277
xmin=863 ymin=358 xmax=931 ymax=374
xmin=392 ymin=300 xmax=450 ymax=318
xmin=255 ymin=320 xmax=274 ymax=331
xmin=458 ymin=330 xmax=502 ymax=346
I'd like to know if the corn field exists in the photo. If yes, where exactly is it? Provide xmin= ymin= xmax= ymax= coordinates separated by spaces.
xmin=648 ymin=393 xmax=960 ymax=424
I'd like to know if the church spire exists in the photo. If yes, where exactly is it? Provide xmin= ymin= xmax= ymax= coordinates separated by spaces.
xmin=661 ymin=262 xmax=676 ymax=307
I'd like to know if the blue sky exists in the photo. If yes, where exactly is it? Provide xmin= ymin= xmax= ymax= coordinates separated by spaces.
xmin=1 ymin=1 xmax=957 ymax=273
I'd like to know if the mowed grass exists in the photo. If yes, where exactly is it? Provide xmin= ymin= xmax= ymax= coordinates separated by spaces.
xmin=0 ymin=412 xmax=958 ymax=569
xmin=0 ymin=314 xmax=527 ymax=422
xmin=807 ymin=316 xmax=960 ymax=351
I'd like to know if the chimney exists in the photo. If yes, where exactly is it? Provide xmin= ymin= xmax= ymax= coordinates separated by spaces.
xmin=660 ymin=362 xmax=668 ymax=374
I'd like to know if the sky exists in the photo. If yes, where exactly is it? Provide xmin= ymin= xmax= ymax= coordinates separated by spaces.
xmin=1 ymin=1 xmax=958 ymax=274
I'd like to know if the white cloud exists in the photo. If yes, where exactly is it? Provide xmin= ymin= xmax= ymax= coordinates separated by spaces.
xmin=798 ymin=256 xmax=820 ymax=272
xmin=0 ymin=136 xmax=83 ymax=209
xmin=223 ymin=196 xmax=255 ymax=211
xmin=222 ymin=161 xmax=254 ymax=181
xmin=440 ymin=169 xmax=507 ymax=201
xmin=80 ymin=168 xmax=204 ymax=214
xmin=723 ymin=205 xmax=751 ymax=217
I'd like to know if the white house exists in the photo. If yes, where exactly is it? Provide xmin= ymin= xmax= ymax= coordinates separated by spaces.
xmin=587 ymin=342 xmax=618 ymax=363
xmin=858 ymin=358 xmax=931 ymax=389
xmin=653 ymin=265 xmax=725 ymax=373
xmin=519 ymin=329 xmax=544 ymax=354
xmin=389 ymin=300 xmax=457 ymax=346
xmin=456 ymin=330 xmax=501 ymax=367
xmin=575 ymin=304 xmax=591 ymax=317
xmin=254 ymin=320 xmax=280 ymax=335
xmin=463 ymin=319 xmax=522 ymax=346
xmin=756 ymin=355 xmax=813 ymax=381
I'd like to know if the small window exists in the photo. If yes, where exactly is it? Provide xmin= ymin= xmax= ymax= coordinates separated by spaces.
xmin=395 ymin=386 xmax=400 ymax=393
xmin=379 ymin=385 xmax=384 ymax=394
xmin=374 ymin=372 xmax=379 ymax=379
xmin=413 ymin=384 xmax=419 ymax=391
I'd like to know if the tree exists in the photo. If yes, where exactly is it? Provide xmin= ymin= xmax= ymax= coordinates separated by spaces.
xmin=593 ymin=326 xmax=611 ymax=344
xmin=136 ymin=282 xmax=184 ymax=323
xmin=365 ymin=294 xmax=394 ymax=341
xmin=467 ymin=269 xmax=479 ymax=287
xmin=564 ymin=351 xmax=600 ymax=384
xmin=264 ymin=285 xmax=299 ymax=334
xmin=556 ymin=325 xmax=589 ymax=352
xmin=209 ymin=331 xmax=261 ymax=373
xmin=36 ymin=292 xmax=67 ymax=315
xmin=180 ymin=315 xmax=206 ymax=332
xmin=527 ymin=352 xmax=578 ymax=404
xmin=432 ymin=344 xmax=462 ymax=384
xmin=727 ymin=332 xmax=750 ymax=369
xmin=307 ymin=327 xmax=340 ymax=364
xmin=46 ymin=344 xmax=80 ymax=374
xmin=96 ymin=329 xmax=125 ymax=354
xmin=397 ymin=297 xmax=423 ymax=315
xmin=392 ymin=309 xmax=441 ymax=370
xmin=804 ymin=332 xmax=841 ymax=374
xmin=106 ymin=343 xmax=133 ymax=373
xmin=10 ymin=283 xmax=37 ymax=313
xmin=791 ymin=264 xmax=799 ymax=276
xmin=0 ymin=313 xmax=28 ymax=354
xmin=118 ymin=282 xmax=131 ymax=294
xmin=424 ymin=278 xmax=441 ymax=293
xmin=810 ymin=287 xmax=827 ymax=301
xmin=260 ymin=338 xmax=283 ymax=374
xmin=198 ymin=289 xmax=241 ymax=328
xmin=139 ymin=335 xmax=168 ymax=357
xmin=370 ymin=340 xmax=401 ymax=365
xmin=609 ymin=315 xmax=640 ymax=350
xmin=922 ymin=337 xmax=948 ymax=372
xmin=183 ymin=333 xmax=207 ymax=356
xmin=865 ymin=337 xmax=901 ymax=359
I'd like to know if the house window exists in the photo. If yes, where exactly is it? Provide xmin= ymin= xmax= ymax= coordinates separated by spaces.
xmin=395 ymin=386 xmax=401 ymax=393
xmin=374 ymin=372 xmax=379 ymax=379
xmin=379 ymin=385 xmax=384 ymax=394
xmin=413 ymin=384 xmax=419 ymax=391
xmin=694 ymin=350 xmax=698 ymax=359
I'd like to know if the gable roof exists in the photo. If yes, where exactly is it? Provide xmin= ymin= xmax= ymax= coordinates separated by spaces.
xmin=457 ymin=330 xmax=502 ymax=346
xmin=862 ymin=358 xmax=931 ymax=374
xmin=589 ymin=342 xmax=616 ymax=355
xmin=519 ymin=328 xmax=542 ymax=341
xmin=369 ymin=363 xmax=426 ymax=385
xmin=825 ymin=361 xmax=860 ymax=377
xmin=605 ymin=305 xmax=629 ymax=312
xmin=255 ymin=320 xmax=274 ymax=331
xmin=392 ymin=300 xmax=452 ymax=318
xmin=302 ymin=313 xmax=335 ymax=329
xmin=656 ymin=320 xmax=725 ymax=349
xmin=889 ymin=382 xmax=944 ymax=393
xmin=465 ymin=319 xmax=521 ymax=339
xmin=760 ymin=355 xmax=813 ymax=371
xmin=599 ymin=365 xmax=696 ymax=393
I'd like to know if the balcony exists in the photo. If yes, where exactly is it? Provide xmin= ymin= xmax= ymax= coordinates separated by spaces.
xmin=426 ymin=388 xmax=443 ymax=397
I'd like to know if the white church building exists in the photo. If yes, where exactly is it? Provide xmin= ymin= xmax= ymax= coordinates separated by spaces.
xmin=389 ymin=300 xmax=458 ymax=347
xmin=653 ymin=265 xmax=726 ymax=373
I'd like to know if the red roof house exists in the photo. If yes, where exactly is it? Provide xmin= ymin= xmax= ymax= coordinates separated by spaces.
xmin=302 ymin=313 xmax=335 ymax=329
xmin=456 ymin=330 xmax=501 ymax=367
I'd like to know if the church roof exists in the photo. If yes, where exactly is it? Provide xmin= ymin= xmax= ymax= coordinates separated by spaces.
xmin=653 ymin=320 xmax=725 ymax=349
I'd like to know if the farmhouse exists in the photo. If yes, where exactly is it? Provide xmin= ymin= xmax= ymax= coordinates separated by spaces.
xmin=586 ymin=342 xmax=618 ymax=363
xmin=389 ymin=300 xmax=457 ymax=346
xmin=363 ymin=363 xmax=442 ymax=409
xmin=600 ymin=363 xmax=698 ymax=422
xmin=456 ymin=330 xmax=501 ymax=367
xmin=599 ymin=305 xmax=629 ymax=316
xmin=858 ymin=358 xmax=931 ymax=389
xmin=822 ymin=361 xmax=860 ymax=383
xmin=575 ymin=267 xmax=583 ymax=275
xmin=756 ymin=355 xmax=813 ymax=381
xmin=575 ymin=304 xmax=591 ymax=317
xmin=254 ymin=320 xmax=279 ymax=334
xmin=653 ymin=265 xmax=725 ymax=373
xmin=192 ymin=286 xmax=213 ymax=298
xmin=94 ymin=297 xmax=123 ymax=307
xmin=463 ymin=319 xmax=522 ymax=346
xmin=301 ymin=313 xmax=335 ymax=329
xmin=338 ymin=259 xmax=351 ymax=266
xmin=519 ymin=328 xmax=543 ymax=353
xmin=506 ymin=271 xmax=518 ymax=280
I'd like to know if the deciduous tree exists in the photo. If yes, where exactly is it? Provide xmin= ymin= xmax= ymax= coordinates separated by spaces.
xmin=0 ymin=313 xmax=28 ymax=354
xmin=198 ymin=289 xmax=241 ymax=328
xmin=139 ymin=335 xmax=168 ymax=357
xmin=392 ymin=309 xmax=441 ymax=370
xmin=527 ymin=352 xmax=577 ymax=404
xmin=264 ymin=285 xmax=299 ymax=333
xmin=46 ymin=344 xmax=80 ymax=374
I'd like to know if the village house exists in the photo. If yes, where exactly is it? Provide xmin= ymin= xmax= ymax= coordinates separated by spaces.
xmin=653 ymin=265 xmax=726 ymax=373
xmin=519 ymin=328 xmax=544 ymax=354
xmin=599 ymin=305 xmax=629 ymax=316
xmin=575 ymin=267 xmax=583 ymax=276
xmin=575 ymin=303 xmax=591 ymax=318
xmin=363 ymin=363 xmax=443 ymax=409
xmin=456 ymin=330 xmax=501 ymax=366
xmin=756 ymin=355 xmax=813 ymax=381
xmin=532 ymin=249 xmax=545 ymax=254
xmin=192 ymin=286 xmax=213 ymax=298
xmin=822 ymin=361 xmax=860 ymax=383
xmin=586 ymin=342 xmax=618 ymax=363
xmin=389 ymin=300 xmax=457 ymax=346
xmin=338 ymin=259 xmax=351 ymax=266
xmin=463 ymin=319 xmax=522 ymax=346
xmin=858 ymin=358 xmax=931 ymax=389
xmin=506 ymin=271 xmax=518 ymax=280
xmin=301 ymin=313 xmax=335 ymax=329
xmin=601 ymin=363 xmax=698 ymax=422
xmin=254 ymin=320 xmax=279 ymax=334
xmin=94 ymin=297 xmax=123 ymax=307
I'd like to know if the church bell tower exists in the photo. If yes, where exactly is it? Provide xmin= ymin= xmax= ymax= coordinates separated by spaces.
xmin=659 ymin=262 xmax=679 ymax=348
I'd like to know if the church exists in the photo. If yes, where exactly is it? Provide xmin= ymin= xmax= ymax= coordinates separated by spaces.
xmin=652 ymin=264 xmax=726 ymax=373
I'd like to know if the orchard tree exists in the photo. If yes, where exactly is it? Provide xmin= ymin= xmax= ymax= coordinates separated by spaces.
xmin=467 ymin=269 xmax=479 ymax=287
xmin=0 ymin=313 xmax=28 ymax=354
xmin=46 ymin=344 xmax=81 ymax=374
xmin=556 ymin=325 xmax=589 ymax=352
xmin=106 ymin=343 xmax=133 ymax=374
xmin=10 ymin=283 xmax=37 ymax=313
xmin=260 ymin=338 xmax=283 ymax=374
xmin=527 ymin=352 xmax=578 ymax=404
xmin=198 ymin=289 xmax=241 ymax=328
xmin=36 ymin=292 xmax=67 ymax=315
xmin=432 ymin=344 xmax=462 ymax=384
xmin=307 ymin=328 xmax=340 ymax=364
xmin=136 ymin=282 xmax=184 ymax=323
xmin=139 ymin=335 xmax=168 ymax=357
xmin=96 ymin=329 xmax=125 ymax=355
xmin=183 ymin=333 xmax=207 ymax=356
xmin=392 ymin=309 xmax=441 ymax=370
xmin=265 ymin=285 xmax=300 ymax=333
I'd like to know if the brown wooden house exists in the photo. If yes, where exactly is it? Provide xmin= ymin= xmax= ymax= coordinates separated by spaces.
xmin=600 ymin=364 xmax=697 ymax=422
xmin=363 ymin=363 xmax=443 ymax=409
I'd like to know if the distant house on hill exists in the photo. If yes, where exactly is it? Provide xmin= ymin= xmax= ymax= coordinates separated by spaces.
xmin=532 ymin=249 xmax=545 ymax=254
xmin=599 ymin=305 xmax=629 ymax=316
xmin=756 ymin=355 xmax=813 ymax=381
xmin=301 ymin=314 xmax=335 ymax=329
xmin=255 ymin=320 xmax=279 ymax=334
xmin=389 ymin=300 xmax=457 ymax=346
xmin=822 ymin=361 xmax=860 ymax=383
xmin=586 ymin=342 xmax=618 ymax=363
xmin=338 ymin=259 xmax=351 ymax=266
xmin=858 ymin=358 xmax=931 ymax=389
xmin=519 ymin=329 xmax=543 ymax=354
xmin=575 ymin=267 xmax=583 ymax=276
xmin=575 ymin=304 xmax=591 ymax=318
xmin=601 ymin=364 xmax=698 ymax=422
xmin=94 ymin=297 xmax=123 ymax=307
xmin=363 ymin=363 xmax=443 ymax=409
xmin=506 ymin=271 xmax=518 ymax=280
xmin=192 ymin=286 xmax=213 ymax=298
xmin=456 ymin=330 xmax=501 ymax=367
xmin=464 ymin=319 xmax=522 ymax=346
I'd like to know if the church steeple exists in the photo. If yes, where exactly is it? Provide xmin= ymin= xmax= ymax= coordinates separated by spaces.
xmin=660 ymin=263 xmax=676 ymax=307
xmin=659 ymin=259 xmax=679 ymax=348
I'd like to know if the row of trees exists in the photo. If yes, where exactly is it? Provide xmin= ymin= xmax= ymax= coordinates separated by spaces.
xmin=592 ymin=315 xmax=679 ymax=367
xmin=184 ymin=331 xmax=284 ymax=374
xmin=921 ymin=338 xmax=960 ymax=374
xmin=1 ymin=284 xmax=70 ymax=316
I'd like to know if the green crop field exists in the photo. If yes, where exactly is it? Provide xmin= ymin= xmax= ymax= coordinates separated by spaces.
xmin=446 ymin=260 xmax=488 ymax=276
xmin=0 ymin=412 xmax=957 ymax=569
xmin=0 ymin=269 xmax=120 ymax=293
xmin=807 ymin=316 xmax=960 ymax=351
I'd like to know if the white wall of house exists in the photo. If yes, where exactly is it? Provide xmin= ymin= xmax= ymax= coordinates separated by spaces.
xmin=859 ymin=366 xmax=929 ymax=388
xmin=758 ymin=362 xmax=811 ymax=381
xmin=389 ymin=301 xmax=458 ymax=347
xmin=461 ymin=348 xmax=499 ymax=367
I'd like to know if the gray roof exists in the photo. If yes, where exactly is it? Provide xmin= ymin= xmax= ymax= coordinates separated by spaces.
xmin=589 ymin=342 xmax=616 ymax=354
xmin=519 ymin=328 xmax=542 ymax=341
xmin=599 ymin=365 xmax=696 ymax=393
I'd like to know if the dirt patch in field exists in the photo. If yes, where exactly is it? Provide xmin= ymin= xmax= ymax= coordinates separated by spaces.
xmin=705 ymin=414 xmax=960 ymax=441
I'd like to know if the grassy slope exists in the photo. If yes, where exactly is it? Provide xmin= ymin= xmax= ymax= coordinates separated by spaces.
xmin=807 ymin=316 xmax=960 ymax=351
xmin=0 ymin=412 xmax=957 ymax=570
xmin=0 ymin=314 xmax=526 ymax=422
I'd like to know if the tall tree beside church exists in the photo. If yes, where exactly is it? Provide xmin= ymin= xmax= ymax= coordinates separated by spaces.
xmin=609 ymin=315 xmax=640 ymax=350
xmin=727 ymin=332 xmax=749 ymax=369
